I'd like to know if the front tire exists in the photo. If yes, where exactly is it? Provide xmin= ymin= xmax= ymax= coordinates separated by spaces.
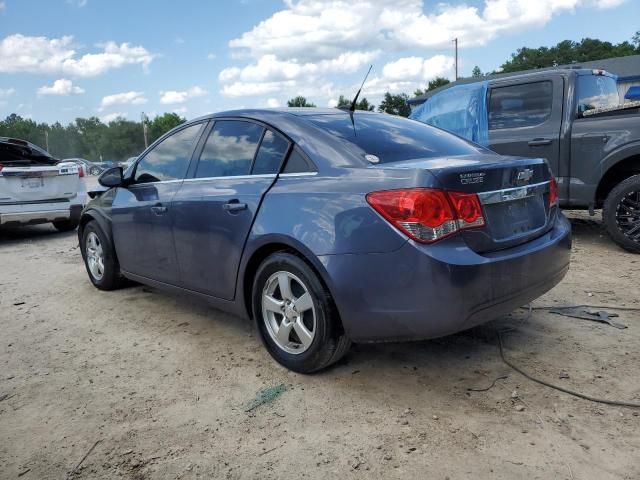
xmin=603 ymin=174 xmax=640 ymax=253
xmin=252 ymin=252 xmax=351 ymax=373
xmin=81 ymin=220 xmax=126 ymax=290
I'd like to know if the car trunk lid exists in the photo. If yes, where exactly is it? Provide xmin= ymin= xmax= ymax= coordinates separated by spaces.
xmin=0 ymin=162 xmax=80 ymax=203
xmin=374 ymin=154 xmax=554 ymax=252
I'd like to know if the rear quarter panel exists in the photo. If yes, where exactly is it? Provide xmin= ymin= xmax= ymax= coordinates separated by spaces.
xmin=248 ymin=168 xmax=445 ymax=257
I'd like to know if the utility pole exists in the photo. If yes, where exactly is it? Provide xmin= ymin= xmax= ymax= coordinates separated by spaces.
xmin=44 ymin=129 xmax=49 ymax=152
xmin=141 ymin=112 xmax=149 ymax=149
xmin=454 ymin=38 xmax=458 ymax=81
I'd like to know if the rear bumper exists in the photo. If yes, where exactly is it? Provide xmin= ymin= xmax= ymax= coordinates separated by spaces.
xmin=320 ymin=213 xmax=572 ymax=342
xmin=0 ymin=202 xmax=82 ymax=226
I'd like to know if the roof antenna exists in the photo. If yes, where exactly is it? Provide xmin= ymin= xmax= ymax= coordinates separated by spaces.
xmin=350 ymin=65 xmax=372 ymax=112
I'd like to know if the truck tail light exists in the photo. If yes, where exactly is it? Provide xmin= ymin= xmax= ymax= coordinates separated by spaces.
xmin=549 ymin=176 xmax=558 ymax=207
xmin=78 ymin=165 xmax=85 ymax=178
xmin=366 ymin=188 xmax=485 ymax=244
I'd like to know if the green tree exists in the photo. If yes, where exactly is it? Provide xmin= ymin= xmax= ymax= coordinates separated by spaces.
xmin=335 ymin=94 xmax=375 ymax=111
xmin=377 ymin=93 xmax=411 ymax=117
xmin=0 ymin=112 xmax=189 ymax=162
xmin=428 ymin=77 xmax=450 ymax=91
xmin=148 ymin=112 xmax=185 ymax=143
xmin=501 ymin=35 xmax=640 ymax=73
xmin=471 ymin=66 xmax=483 ymax=78
xmin=287 ymin=96 xmax=316 ymax=107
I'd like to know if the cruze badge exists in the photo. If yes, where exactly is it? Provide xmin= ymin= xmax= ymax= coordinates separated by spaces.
xmin=460 ymin=172 xmax=485 ymax=185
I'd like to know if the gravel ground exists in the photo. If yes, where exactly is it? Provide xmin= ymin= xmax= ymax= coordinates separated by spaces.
xmin=1 ymin=211 xmax=639 ymax=479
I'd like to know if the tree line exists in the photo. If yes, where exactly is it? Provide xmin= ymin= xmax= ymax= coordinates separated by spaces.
xmin=0 ymin=112 xmax=185 ymax=162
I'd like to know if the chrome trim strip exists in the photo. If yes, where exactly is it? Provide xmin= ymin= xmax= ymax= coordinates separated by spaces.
xmin=182 ymin=174 xmax=277 ymax=183
xmin=278 ymin=172 xmax=318 ymax=177
xmin=478 ymin=181 xmax=549 ymax=205
xmin=131 ymin=173 xmax=278 ymax=187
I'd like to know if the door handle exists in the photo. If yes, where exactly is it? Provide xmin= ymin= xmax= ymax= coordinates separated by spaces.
xmin=223 ymin=200 xmax=248 ymax=213
xmin=528 ymin=138 xmax=552 ymax=146
xmin=150 ymin=203 xmax=168 ymax=215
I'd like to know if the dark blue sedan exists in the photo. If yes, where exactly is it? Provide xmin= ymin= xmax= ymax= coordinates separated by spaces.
xmin=79 ymin=108 xmax=571 ymax=372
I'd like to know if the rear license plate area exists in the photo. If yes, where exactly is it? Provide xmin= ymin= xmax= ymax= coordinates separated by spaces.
xmin=21 ymin=177 xmax=45 ymax=189
xmin=485 ymin=195 xmax=546 ymax=240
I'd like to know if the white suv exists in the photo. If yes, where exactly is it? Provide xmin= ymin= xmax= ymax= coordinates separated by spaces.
xmin=0 ymin=137 xmax=85 ymax=231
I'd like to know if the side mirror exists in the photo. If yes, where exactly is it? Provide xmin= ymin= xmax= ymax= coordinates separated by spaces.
xmin=98 ymin=166 xmax=124 ymax=188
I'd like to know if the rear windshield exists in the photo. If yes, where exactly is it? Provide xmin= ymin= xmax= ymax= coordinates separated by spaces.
xmin=305 ymin=113 xmax=485 ymax=164
xmin=577 ymin=74 xmax=620 ymax=114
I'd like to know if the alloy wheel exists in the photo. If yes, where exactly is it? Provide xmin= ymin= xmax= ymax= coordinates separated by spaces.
xmin=615 ymin=189 xmax=640 ymax=243
xmin=261 ymin=271 xmax=316 ymax=354
xmin=85 ymin=232 xmax=105 ymax=281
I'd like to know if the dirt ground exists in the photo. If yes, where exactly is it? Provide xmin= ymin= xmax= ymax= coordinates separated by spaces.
xmin=1 ymin=211 xmax=639 ymax=479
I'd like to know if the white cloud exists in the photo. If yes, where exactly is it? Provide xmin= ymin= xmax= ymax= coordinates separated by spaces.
xmin=218 ymin=0 xmax=626 ymax=103
xmin=0 ymin=2 xmax=5 ymax=12
xmin=100 ymin=112 xmax=126 ymax=123
xmin=67 ymin=0 xmax=88 ymax=6
xmin=0 ymin=34 xmax=155 ymax=77
xmin=207 ymin=53 xmax=217 ymax=60
xmin=37 ymin=78 xmax=85 ymax=96
xmin=172 ymin=107 xmax=188 ymax=115
xmin=0 ymin=87 xmax=15 ymax=98
xmin=383 ymin=55 xmax=454 ymax=81
xmin=99 ymin=91 xmax=147 ymax=110
xmin=265 ymin=98 xmax=280 ymax=108
xmin=159 ymin=86 xmax=208 ymax=104
xmin=229 ymin=0 xmax=625 ymax=60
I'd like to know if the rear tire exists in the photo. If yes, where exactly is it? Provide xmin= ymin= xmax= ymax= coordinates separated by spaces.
xmin=53 ymin=219 xmax=79 ymax=232
xmin=81 ymin=220 xmax=126 ymax=290
xmin=603 ymin=174 xmax=640 ymax=253
xmin=252 ymin=252 xmax=351 ymax=373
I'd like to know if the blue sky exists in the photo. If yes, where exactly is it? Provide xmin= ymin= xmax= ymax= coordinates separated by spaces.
xmin=0 ymin=0 xmax=638 ymax=124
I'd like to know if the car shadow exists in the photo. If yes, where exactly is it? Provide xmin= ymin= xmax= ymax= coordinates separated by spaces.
xmin=0 ymin=224 xmax=77 ymax=246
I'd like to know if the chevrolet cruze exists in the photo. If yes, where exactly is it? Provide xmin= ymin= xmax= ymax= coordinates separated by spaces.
xmin=79 ymin=109 xmax=571 ymax=372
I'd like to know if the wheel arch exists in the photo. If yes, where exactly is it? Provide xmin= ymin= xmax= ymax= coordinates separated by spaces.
xmin=239 ymin=235 xmax=341 ymax=325
xmin=595 ymin=154 xmax=640 ymax=207
xmin=78 ymin=209 xmax=118 ymax=262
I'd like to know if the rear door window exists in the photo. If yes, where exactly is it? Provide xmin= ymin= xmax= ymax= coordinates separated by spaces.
xmin=195 ymin=120 xmax=263 ymax=178
xmin=134 ymin=123 xmax=203 ymax=183
xmin=488 ymin=81 xmax=553 ymax=130
xmin=251 ymin=130 xmax=290 ymax=175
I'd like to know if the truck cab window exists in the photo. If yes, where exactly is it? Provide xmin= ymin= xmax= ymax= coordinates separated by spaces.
xmin=489 ymin=81 xmax=553 ymax=130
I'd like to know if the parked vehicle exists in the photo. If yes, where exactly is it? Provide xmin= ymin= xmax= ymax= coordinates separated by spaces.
xmin=412 ymin=68 xmax=640 ymax=252
xmin=0 ymin=137 xmax=85 ymax=231
xmin=64 ymin=157 xmax=104 ymax=176
xmin=78 ymin=109 xmax=571 ymax=372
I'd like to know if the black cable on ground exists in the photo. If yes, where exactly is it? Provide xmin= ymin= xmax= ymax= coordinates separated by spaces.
xmin=497 ymin=330 xmax=640 ymax=408
xmin=524 ymin=304 xmax=640 ymax=312
xmin=467 ymin=375 xmax=509 ymax=392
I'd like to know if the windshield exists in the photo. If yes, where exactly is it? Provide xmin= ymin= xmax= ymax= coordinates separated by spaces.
xmin=577 ymin=74 xmax=620 ymax=114
xmin=306 ymin=113 xmax=486 ymax=164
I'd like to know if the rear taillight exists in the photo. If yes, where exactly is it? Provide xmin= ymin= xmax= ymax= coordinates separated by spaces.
xmin=78 ymin=165 xmax=85 ymax=177
xmin=0 ymin=164 xmax=3 ymax=173
xmin=549 ymin=176 xmax=558 ymax=207
xmin=366 ymin=188 xmax=485 ymax=244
